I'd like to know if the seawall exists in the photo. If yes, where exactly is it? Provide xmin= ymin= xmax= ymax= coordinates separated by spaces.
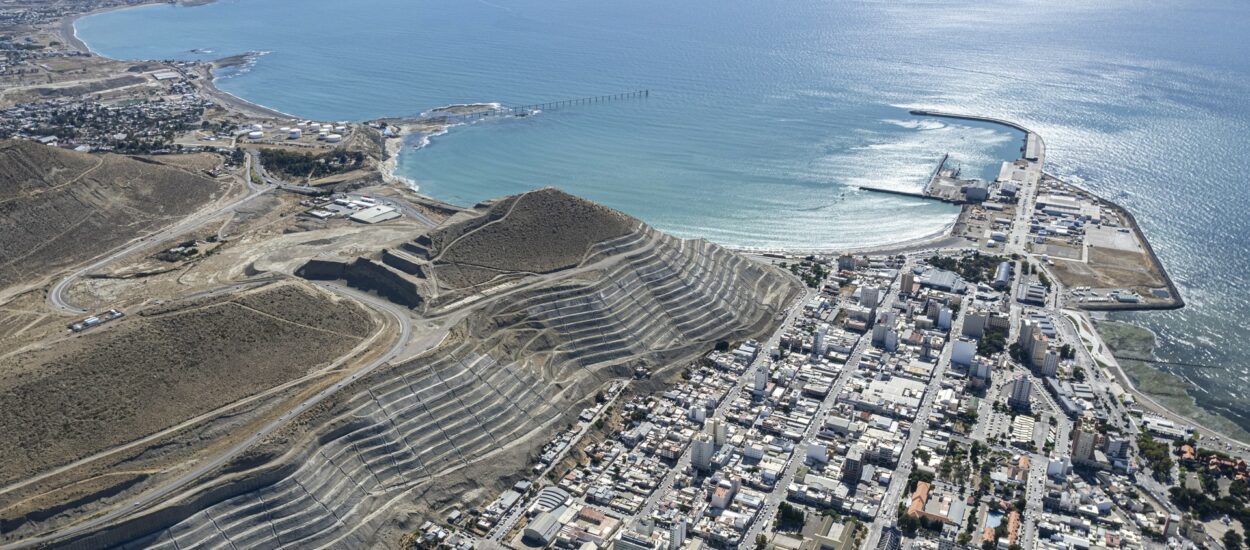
xmin=1062 ymin=183 xmax=1185 ymax=311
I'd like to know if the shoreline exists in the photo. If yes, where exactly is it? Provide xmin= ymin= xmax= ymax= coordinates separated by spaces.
xmin=1071 ymin=311 xmax=1250 ymax=447
xmin=51 ymin=7 xmax=1230 ymax=448
xmin=729 ymin=217 xmax=964 ymax=258
xmin=58 ymin=3 xmax=145 ymax=53
xmin=372 ymin=105 xmax=501 ymax=197
xmin=58 ymin=1 xmax=206 ymax=54
xmin=379 ymin=123 xmax=425 ymax=192
xmin=1067 ymin=181 xmax=1184 ymax=311
xmin=64 ymin=1 xmax=295 ymax=121
xmin=192 ymin=62 xmax=300 ymax=120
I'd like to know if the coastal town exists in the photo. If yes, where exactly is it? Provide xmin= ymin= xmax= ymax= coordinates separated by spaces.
xmin=1 ymin=2 xmax=1248 ymax=550
xmin=391 ymin=123 xmax=1246 ymax=550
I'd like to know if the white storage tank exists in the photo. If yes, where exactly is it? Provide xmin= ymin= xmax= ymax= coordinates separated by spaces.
xmin=288 ymin=128 xmax=303 ymax=139
xmin=247 ymin=130 xmax=264 ymax=140
xmin=325 ymin=133 xmax=342 ymax=143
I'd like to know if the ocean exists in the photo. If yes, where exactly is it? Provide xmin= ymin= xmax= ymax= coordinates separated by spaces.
xmin=76 ymin=0 xmax=1250 ymax=432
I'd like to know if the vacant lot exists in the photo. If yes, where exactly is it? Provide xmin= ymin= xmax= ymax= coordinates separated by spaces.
xmin=1049 ymin=246 xmax=1165 ymax=290
xmin=0 ymin=140 xmax=228 ymax=292
xmin=0 ymin=282 xmax=375 ymax=485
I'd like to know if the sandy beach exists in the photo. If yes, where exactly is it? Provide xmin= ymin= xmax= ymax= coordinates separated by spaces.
xmin=56 ymin=3 xmax=138 ymax=53
xmin=379 ymin=124 xmax=419 ymax=191
xmin=192 ymin=63 xmax=299 ymax=120
xmin=730 ymin=217 xmax=964 ymax=259
xmin=58 ymin=0 xmax=224 ymax=52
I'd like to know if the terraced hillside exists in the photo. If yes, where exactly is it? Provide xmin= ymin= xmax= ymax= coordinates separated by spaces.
xmin=0 ymin=139 xmax=228 ymax=294
xmin=69 ymin=190 xmax=800 ymax=549
xmin=295 ymin=188 xmax=642 ymax=309
xmin=0 ymin=282 xmax=377 ymax=526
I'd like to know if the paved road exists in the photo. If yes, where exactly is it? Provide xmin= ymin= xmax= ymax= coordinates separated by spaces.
xmin=9 ymin=283 xmax=414 ymax=550
xmin=634 ymin=289 xmax=815 ymax=524
xmin=1019 ymin=447 xmax=1048 ymax=550
xmin=250 ymin=145 xmax=439 ymax=229
xmin=740 ymin=273 xmax=907 ymax=549
xmin=377 ymin=194 xmax=439 ymax=228
xmin=487 ymin=385 xmax=628 ymax=541
xmin=864 ymin=291 xmax=965 ymax=550
xmin=48 ymin=159 xmax=273 ymax=315
xmin=46 ymin=151 xmax=438 ymax=316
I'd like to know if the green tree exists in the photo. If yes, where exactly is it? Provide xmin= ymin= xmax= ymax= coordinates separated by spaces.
xmin=1224 ymin=530 xmax=1243 ymax=550
xmin=777 ymin=502 xmax=806 ymax=531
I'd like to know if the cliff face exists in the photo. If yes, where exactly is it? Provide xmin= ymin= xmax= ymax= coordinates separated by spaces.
xmin=65 ymin=189 xmax=801 ymax=549
xmin=0 ymin=140 xmax=227 ymax=293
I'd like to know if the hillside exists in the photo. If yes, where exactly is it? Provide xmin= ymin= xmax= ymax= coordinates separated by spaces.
xmin=0 ymin=282 xmax=376 ymax=491
xmin=0 ymin=140 xmax=229 ymax=293
xmin=64 ymin=189 xmax=801 ymax=549
xmin=422 ymin=188 xmax=637 ymax=285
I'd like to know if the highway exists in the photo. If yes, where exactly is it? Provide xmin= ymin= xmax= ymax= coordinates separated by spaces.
xmin=46 ymin=150 xmax=440 ymax=316
xmin=9 ymin=282 xmax=415 ymax=550
xmin=250 ymin=147 xmax=439 ymax=229
xmin=376 ymin=193 xmax=439 ymax=228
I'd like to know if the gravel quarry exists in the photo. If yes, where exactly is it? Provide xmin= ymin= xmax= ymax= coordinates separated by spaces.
xmin=32 ymin=188 xmax=801 ymax=549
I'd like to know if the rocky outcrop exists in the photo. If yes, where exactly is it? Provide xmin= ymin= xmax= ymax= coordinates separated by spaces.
xmin=296 ymin=257 xmax=425 ymax=309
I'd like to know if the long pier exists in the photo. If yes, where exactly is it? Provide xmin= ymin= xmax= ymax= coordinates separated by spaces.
xmin=855 ymin=153 xmax=952 ymax=202
xmin=417 ymin=90 xmax=650 ymax=123
xmin=511 ymin=89 xmax=649 ymax=113
xmin=921 ymin=152 xmax=949 ymax=195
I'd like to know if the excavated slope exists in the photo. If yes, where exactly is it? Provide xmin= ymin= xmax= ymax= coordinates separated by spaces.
xmin=0 ymin=282 xmax=376 ymax=494
xmin=0 ymin=140 xmax=227 ymax=292
xmin=70 ymin=190 xmax=800 ymax=549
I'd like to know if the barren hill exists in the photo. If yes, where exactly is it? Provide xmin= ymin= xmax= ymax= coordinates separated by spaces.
xmin=0 ymin=281 xmax=377 ymax=534
xmin=422 ymin=187 xmax=636 ymax=281
xmin=0 ymin=140 xmax=229 ymax=293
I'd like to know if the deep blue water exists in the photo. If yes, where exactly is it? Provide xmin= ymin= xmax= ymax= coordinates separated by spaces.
xmin=77 ymin=0 xmax=1250 ymax=431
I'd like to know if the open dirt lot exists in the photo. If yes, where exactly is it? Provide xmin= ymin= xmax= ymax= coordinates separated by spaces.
xmin=1048 ymin=246 xmax=1165 ymax=290
xmin=0 ymin=281 xmax=376 ymax=486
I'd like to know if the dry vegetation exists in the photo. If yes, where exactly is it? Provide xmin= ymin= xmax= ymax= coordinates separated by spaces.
xmin=1049 ymin=246 xmax=1166 ymax=290
xmin=0 ymin=282 xmax=375 ymax=486
xmin=0 ymin=140 xmax=228 ymax=291
xmin=427 ymin=188 xmax=635 ymax=288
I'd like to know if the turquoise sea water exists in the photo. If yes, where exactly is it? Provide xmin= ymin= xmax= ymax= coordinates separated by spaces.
xmin=77 ymin=0 xmax=1250 ymax=430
